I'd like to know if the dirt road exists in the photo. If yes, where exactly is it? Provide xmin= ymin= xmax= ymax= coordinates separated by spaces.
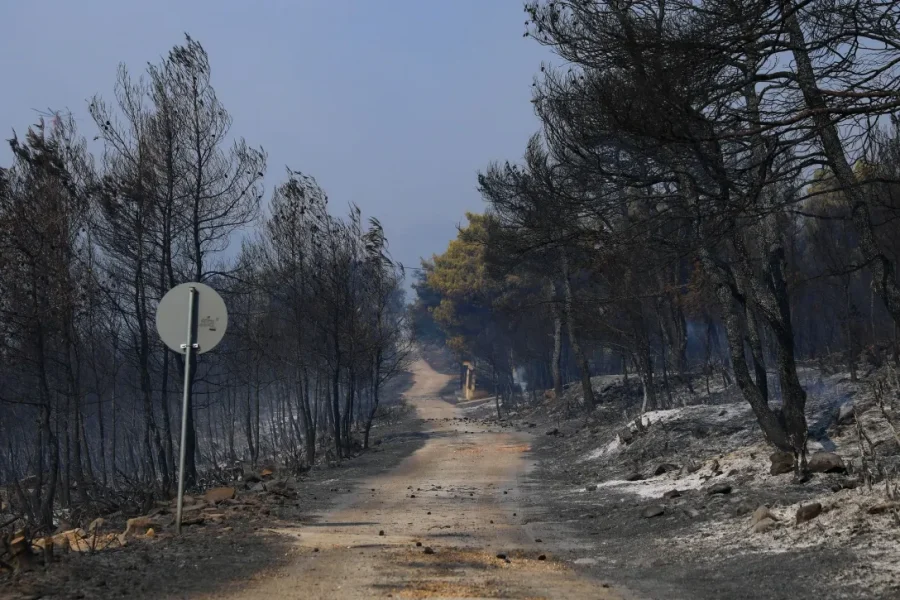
xmin=212 ymin=359 xmax=624 ymax=599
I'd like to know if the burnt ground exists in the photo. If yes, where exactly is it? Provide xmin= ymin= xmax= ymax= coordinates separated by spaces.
xmin=3 ymin=359 xmax=625 ymax=600
xmin=461 ymin=365 xmax=900 ymax=600
xmin=519 ymin=437 xmax=867 ymax=600
xmin=1 ymin=401 xmax=428 ymax=600
xmin=5 ymin=350 xmax=900 ymax=599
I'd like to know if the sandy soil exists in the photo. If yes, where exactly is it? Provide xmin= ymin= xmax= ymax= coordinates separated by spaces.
xmin=202 ymin=359 xmax=626 ymax=600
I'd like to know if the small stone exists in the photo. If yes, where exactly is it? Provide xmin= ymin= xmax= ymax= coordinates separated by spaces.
xmin=831 ymin=479 xmax=857 ymax=493
xmin=683 ymin=508 xmax=700 ymax=519
xmin=793 ymin=471 xmax=813 ymax=485
xmin=538 ymin=554 xmax=547 ymax=561
xmin=496 ymin=552 xmax=507 ymax=559
xmin=625 ymin=472 xmax=643 ymax=482
xmin=410 ymin=494 xmax=416 ymax=498
xmin=379 ymin=530 xmax=385 ymax=536
xmin=642 ymin=505 xmax=665 ymax=518
xmin=732 ymin=501 xmax=755 ymax=517
xmin=685 ymin=461 xmax=702 ymax=474
xmin=836 ymin=402 xmax=855 ymax=425
xmin=585 ymin=484 xmax=597 ymax=492
xmin=654 ymin=463 xmax=679 ymax=476
xmin=87 ymin=518 xmax=105 ymax=533
xmin=145 ymin=528 xmax=156 ymax=538
xmin=770 ymin=451 xmax=795 ymax=475
xmin=868 ymin=502 xmax=900 ymax=514
xmin=313 ymin=548 xmax=319 ymax=552
xmin=123 ymin=517 xmax=153 ymax=538
xmin=415 ymin=541 xmax=422 ymax=547
xmin=203 ymin=487 xmax=236 ymax=504
xmin=663 ymin=489 xmax=682 ymax=499
xmin=807 ymin=452 xmax=846 ymax=474
xmin=268 ymin=479 xmax=287 ymax=491
xmin=707 ymin=482 xmax=732 ymax=495
xmin=796 ymin=502 xmax=822 ymax=524
xmin=753 ymin=517 xmax=776 ymax=533
xmin=751 ymin=506 xmax=777 ymax=525
xmin=535 ymin=538 xmax=542 ymax=542
xmin=423 ymin=547 xmax=435 ymax=555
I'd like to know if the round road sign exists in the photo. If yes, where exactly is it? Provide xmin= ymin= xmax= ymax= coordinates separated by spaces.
xmin=156 ymin=282 xmax=228 ymax=354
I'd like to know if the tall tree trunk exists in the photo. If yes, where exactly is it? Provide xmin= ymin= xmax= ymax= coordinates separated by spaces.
xmin=98 ymin=382 xmax=107 ymax=488
xmin=364 ymin=357 xmax=381 ymax=449
xmin=673 ymin=298 xmax=693 ymax=394
xmin=550 ymin=295 xmax=564 ymax=398
xmin=558 ymin=252 xmax=595 ymax=408
xmin=38 ymin=404 xmax=59 ymax=529
xmin=781 ymin=1 xmax=900 ymax=325
xmin=253 ymin=374 xmax=261 ymax=465
xmin=62 ymin=319 xmax=89 ymax=504
xmin=331 ymin=361 xmax=342 ymax=459
xmin=846 ymin=279 xmax=859 ymax=382
xmin=62 ymin=395 xmax=71 ymax=508
xmin=244 ymin=381 xmax=255 ymax=463
xmin=343 ymin=366 xmax=355 ymax=449
xmin=656 ymin=299 xmax=674 ymax=408
xmin=677 ymin=170 xmax=793 ymax=451
xmin=34 ymin=320 xmax=60 ymax=529
xmin=159 ymin=352 xmax=176 ymax=491
xmin=302 ymin=369 xmax=316 ymax=466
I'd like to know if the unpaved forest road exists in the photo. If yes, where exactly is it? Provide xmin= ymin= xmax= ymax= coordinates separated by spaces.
xmin=210 ymin=360 xmax=625 ymax=600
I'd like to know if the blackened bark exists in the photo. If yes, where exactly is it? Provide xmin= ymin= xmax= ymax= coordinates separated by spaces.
xmin=549 ymin=283 xmax=564 ymax=397
xmin=781 ymin=1 xmax=900 ymax=325
xmin=558 ymin=251 xmax=595 ymax=408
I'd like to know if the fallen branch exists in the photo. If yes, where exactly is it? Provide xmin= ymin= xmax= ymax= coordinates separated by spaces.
xmin=1 ymin=515 xmax=21 ymax=530
xmin=874 ymin=379 xmax=900 ymax=449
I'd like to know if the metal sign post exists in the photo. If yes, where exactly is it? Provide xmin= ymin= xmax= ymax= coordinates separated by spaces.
xmin=175 ymin=286 xmax=197 ymax=535
xmin=156 ymin=282 xmax=228 ymax=535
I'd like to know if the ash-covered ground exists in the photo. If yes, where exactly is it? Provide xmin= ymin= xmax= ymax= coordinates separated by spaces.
xmin=460 ymin=365 xmax=900 ymax=599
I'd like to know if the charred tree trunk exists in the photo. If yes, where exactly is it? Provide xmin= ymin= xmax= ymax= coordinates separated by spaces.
xmin=781 ymin=1 xmax=900 ymax=325
xmin=550 ymin=289 xmax=564 ymax=398
xmin=558 ymin=252 xmax=595 ymax=408
xmin=364 ymin=357 xmax=381 ymax=450
xmin=159 ymin=352 xmax=176 ymax=492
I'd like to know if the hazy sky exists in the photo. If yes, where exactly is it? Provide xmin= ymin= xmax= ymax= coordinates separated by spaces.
xmin=1 ymin=0 xmax=552 ymax=288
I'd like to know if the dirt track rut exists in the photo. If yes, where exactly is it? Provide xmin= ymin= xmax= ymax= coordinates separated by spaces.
xmin=210 ymin=359 xmax=624 ymax=599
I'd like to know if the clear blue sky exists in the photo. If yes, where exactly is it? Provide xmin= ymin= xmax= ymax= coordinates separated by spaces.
xmin=1 ymin=0 xmax=551 ymax=289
